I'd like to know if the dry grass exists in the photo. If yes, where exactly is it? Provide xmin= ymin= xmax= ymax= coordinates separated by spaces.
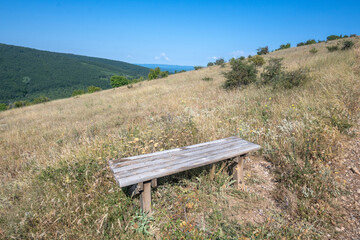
xmin=0 ymin=37 xmax=359 ymax=239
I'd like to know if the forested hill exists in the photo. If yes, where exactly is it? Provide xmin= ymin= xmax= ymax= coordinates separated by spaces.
xmin=0 ymin=43 xmax=149 ymax=103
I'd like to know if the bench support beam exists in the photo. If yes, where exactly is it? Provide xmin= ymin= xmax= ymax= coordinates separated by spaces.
xmin=140 ymin=181 xmax=152 ymax=214
xmin=233 ymin=155 xmax=246 ymax=189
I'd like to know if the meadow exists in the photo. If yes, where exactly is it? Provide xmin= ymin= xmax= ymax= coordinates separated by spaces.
xmin=0 ymin=37 xmax=359 ymax=239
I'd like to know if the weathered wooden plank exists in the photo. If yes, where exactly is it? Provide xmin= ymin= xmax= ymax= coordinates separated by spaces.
xmin=112 ymin=140 xmax=247 ymax=175
xmin=114 ymin=141 xmax=251 ymax=179
xmin=115 ymin=143 xmax=260 ymax=187
xmin=110 ymin=137 xmax=242 ymax=168
xmin=233 ymin=156 xmax=245 ymax=189
xmin=140 ymin=181 xmax=152 ymax=213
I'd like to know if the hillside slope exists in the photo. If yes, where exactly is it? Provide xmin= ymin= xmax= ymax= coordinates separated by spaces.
xmin=0 ymin=43 xmax=149 ymax=103
xmin=0 ymin=37 xmax=359 ymax=239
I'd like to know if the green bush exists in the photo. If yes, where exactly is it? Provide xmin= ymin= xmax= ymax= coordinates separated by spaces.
xmin=0 ymin=103 xmax=7 ymax=111
xmin=326 ymin=45 xmax=339 ymax=52
xmin=148 ymin=67 xmax=168 ymax=80
xmin=110 ymin=75 xmax=129 ymax=87
xmin=72 ymin=89 xmax=85 ymax=97
xmin=260 ymin=58 xmax=308 ymax=89
xmin=13 ymin=100 xmax=29 ymax=108
xmin=207 ymin=62 xmax=214 ymax=67
xmin=273 ymin=68 xmax=309 ymax=89
xmin=341 ymin=40 xmax=354 ymax=50
xmin=248 ymin=55 xmax=265 ymax=67
xmin=194 ymin=66 xmax=203 ymax=70
xmin=278 ymin=43 xmax=291 ymax=50
xmin=214 ymin=58 xmax=225 ymax=65
xmin=239 ymin=56 xmax=245 ymax=60
xmin=350 ymin=34 xmax=357 ymax=37
xmin=32 ymin=96 xmax=50 ymax=104
xmin=223 ymin=58 xmax=258 ymax=89
xmin=309 ymin=48 xmax=318 ymax=54
xmin=297 ymin=39 xmax=316 ymax=47
xmin=260 ymin=58 xmax=284 ymax=85
xmin=87 ymin=86 xmax=102 ymax=93
xmin=327 ymin=35 xmax=341 ymax=41
xmin=256 ymin=46 xmax=269 ymax=55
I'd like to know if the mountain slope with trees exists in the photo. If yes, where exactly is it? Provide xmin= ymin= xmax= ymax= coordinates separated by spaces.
xmin=0 ymin=43 xmax=149 ymax=103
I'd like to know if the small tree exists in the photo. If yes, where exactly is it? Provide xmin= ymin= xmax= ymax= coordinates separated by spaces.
xmin=248 ymin=55 xmax=265 ymax=67
xmin=261 ymin=58 xmax=284 ymax=85
xmin=72 ymin=89 xmax=85 ymax=96
xmin=88 ymin=86 xmax=102 ymax=93
xmin=207 ymin=62 xmax=214 ymax=67
xmin=0 ymin=103 xmax=7 ymax=111
xmin=223 ymin=58 xmax=258 ymax=89
xmin=194 ymin=66 xmax=203 ymax=70
xmin=32 ymin=96 xmax=50 ymax=104
xmin=257 ymin=46 xmax=269 ymax=55
xmin=110 ymin=75 xmax=129 ymax=87
xmin=327 ymin=35 xmax=340 ymax=41
xmin=215 ymin=58 xmax=225 ymax=65
xmin=278 ymin=43 xmax=291 ymax=50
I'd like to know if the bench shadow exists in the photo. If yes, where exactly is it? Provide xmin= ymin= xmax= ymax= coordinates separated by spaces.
xmin=123 ymin=158 xmax=238 ymax=198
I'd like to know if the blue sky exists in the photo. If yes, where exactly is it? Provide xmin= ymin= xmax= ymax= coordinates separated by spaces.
xmin=0 ymin=0 xmax=359 ymax=66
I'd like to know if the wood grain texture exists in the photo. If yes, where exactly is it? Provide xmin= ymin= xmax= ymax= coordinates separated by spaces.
xmin=109 ymin=137 xmax=261 ymax=187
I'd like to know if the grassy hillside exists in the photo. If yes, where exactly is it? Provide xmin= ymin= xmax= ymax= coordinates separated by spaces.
xmin=0 ymin=37 xmax=359 ymax=239
xmin=0 ymin=43 xmax=149 ymax=103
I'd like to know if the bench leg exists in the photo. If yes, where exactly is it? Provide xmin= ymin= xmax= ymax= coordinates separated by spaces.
xmin=140 ymin=181 xmax=152 ymax=214
xmin=233 ymin=155 xmax=245 ymax=189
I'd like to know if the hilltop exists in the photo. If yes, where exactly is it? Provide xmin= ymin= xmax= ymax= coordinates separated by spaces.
xmin=0 ymin=43 xmax=149 ymax=103
xmin=0 ymin=37 xmax=359 ymax=239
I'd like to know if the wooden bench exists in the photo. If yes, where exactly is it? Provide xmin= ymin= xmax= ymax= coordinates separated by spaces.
xmin=108 ymin=136 xmax=261 ymax=214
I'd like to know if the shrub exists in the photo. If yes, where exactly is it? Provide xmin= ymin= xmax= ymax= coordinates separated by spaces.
xmin=110 ymin=75 xmax=129 ymax=87
xmin=159 ymin=71 xmax=169 ymax=78
xmin=273 ymin=68 xmax=309 ymax=89
xmin=32 ymin=96 xmax=50 ymax=104
xmin=223 ymin=58 xmax=258 ymax=89
xmin=214 ymin=58 xmax=225 ymax=65
xmin=148 ymin=68 xmax=168 ymax=79
xmin=72 ymin=89 xmax=85 ymax=96
xmin=350 ymin=34 xmax=357 ymax=37
xmin=87 ymin=86 xmax=102 ymax=93
xmin=202 ymin=77 xmax=213 ymax=81
xmin=207 ymin=62 xmax=214 ymax=67
xmin=13 ymin=101 xmax=29 ymax=108
xmin=260 ymin=58 xmax=308 ymax=89
xmin=261 ymin=58 xmax=284 ymax=85
xmin=341 ymin=40 xmax=354 ymax=50
xmin=239 ymin=56 xmax=245 ymax=60
xmin=0 ymin=103 xmax=7 ymax=111
xmin=257 ymin=46 xmax=269 ymax=55
xmin=194 ymin=66 xmax=203 ymax=70
xmin=297 ymin=39 xmax=316 ymax=47
xmin=326 ymin=45 xmax=339 ymax=52
xmin=248 ymin=55 xmax=265 ymax=67
xmin=309 ymin=48 xmax=318 ymax=54
xmin=278 ymin=43 xmax=291 ymax=50
xmin=327 ymin=35 xmax=340 ymax=41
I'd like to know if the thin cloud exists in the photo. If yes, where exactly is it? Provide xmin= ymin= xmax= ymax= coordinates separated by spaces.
xmin=231 ymin=50 xmax=245 ymax=57
xmin=155 ymin=52 xmax=171 ymax=61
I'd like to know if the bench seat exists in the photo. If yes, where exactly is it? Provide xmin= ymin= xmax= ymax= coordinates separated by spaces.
xmin=109 ymin=136 xmax=260 ymax=188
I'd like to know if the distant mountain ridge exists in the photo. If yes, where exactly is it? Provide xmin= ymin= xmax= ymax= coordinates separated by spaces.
xmin=136 ymin=64 xmax=194 ymax=73
xmin=0 ymin=43 xmax=150 ymax=103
